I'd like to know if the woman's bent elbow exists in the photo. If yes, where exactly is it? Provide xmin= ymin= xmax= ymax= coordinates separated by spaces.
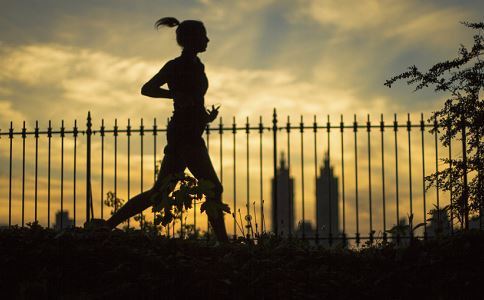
xmin=140 ymin=85 xmax=149 ymax=96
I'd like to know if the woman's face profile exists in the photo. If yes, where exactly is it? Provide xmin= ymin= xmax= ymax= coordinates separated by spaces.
xmin=193 ymin=27 xmax=209 ymax=53
xmin=183 ymin=25 xmax=209 ymax=53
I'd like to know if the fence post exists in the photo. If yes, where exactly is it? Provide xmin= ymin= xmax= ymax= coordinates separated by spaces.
xmin=86 ymin=112 xmax=92 ymax=223
xmin=462 ymin=122 xmax=469 ymax=230
xmin=272 ymin=108 xmax=278 ymax=237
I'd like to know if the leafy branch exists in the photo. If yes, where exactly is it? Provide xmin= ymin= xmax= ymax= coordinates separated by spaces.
xmin=385 ymin=21 xmax=484 ymax=230
xmin=149 ymin=171 xmax=231 ymax=228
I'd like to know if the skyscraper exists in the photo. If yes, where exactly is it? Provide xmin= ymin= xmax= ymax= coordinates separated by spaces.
xmin=316 ymin=153 xmax=339 ymax=240
xmin=271 ymin=152 xmax=295 ymax=236
xmin=53 ymin=210 xmax=74 ymax=230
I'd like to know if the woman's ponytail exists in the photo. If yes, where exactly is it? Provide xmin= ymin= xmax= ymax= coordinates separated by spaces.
xmin=154 ymin=17 xmax=205 ymax=48
xmin=155 ymin=17 xmax=180 ymax=29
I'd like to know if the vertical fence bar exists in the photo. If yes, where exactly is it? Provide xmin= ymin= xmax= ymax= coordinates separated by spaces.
xmin=421 ymin=113 xmax=427 ymax=239
xmin=353 ymin=115 xmax=359 ymax=245
xmin=153 ymin=118 xmax=157 ymax=227
xmin=35 ymin=121 xmax=39 ymax=222
xmin=461 ymin=122 xmax=469 ymax=230
xmin=202 ymin=123 xmax=212 ymax=237
xmin=114 ymin=119 xmax=118 ymax=213
xmin=300 ymin=116 xmax=305 ymax=239
xmin=253 ymin=199 xmax=258 ymax=237
xmin=60 ymin=120 xmax=65 ymax=229
xmin=218 ymin=117 xmax=224 ymax=234
xmin=232 ymin=116 xmax=237 ymax=240
xmin=340 ymin=115 xmax=346 ymax=243
xmin=127 ymin=119 xmax=131 ymax=228
xmin=367 ymin=115 xmax=372 ymax=242
xmin=286 ymin=116 xmax=291 ymax=237
xmin=100 ymin=119 xmax=105 ymax=219
xmin=394 ymin=114 xmax=400 ymax=244
xmin=381 ymin=114 xmax=387 ymax=241
xmin=327 ymin=115 xmax=332 ymax=245
xmin=407 ymin=114 xmax=413 ymax=227
xmin=8 ymin=122 xmax=13 ymax=227
xmin=272 ymin=109 xmax=278 ymax=237
xmin=86 ymin=113 xmax=92 ymax=224
xmin=448 ymin=122 xmax=453 ymax=234
xmin=245 ymin=117 xmax=251 ymax=238
xmin=434 ymin=119 xmax=440 ymax=228
xmin=167 ymin=118 xmax=173 ymax=238
xmin=219 ymin=117 xmax=224 ymax=184
xmin=165 ymin=118 xmax=170 ymax=237
xmin=140 ymin=119 xmax=144 ymax=227
xmin=313 ymin=116 xmax=318 ymax=242
xmin=206 ymin=122 xmax=212 ymax=238
xmin=259 ymin=116 xmax=265 ymax=233
xmin=48 ymin=120 xmax=52 ymax=228
xmin=73 ymin=120 xmax=78 ymax=226
xmin=21 ymin=121 xmax=26 ymax=227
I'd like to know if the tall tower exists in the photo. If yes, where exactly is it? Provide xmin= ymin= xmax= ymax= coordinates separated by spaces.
xmin=53 ymin=210 xmax=74 ymax=230
xmin=316 ymin=153 xmax=339 ymax=239
xmin=271 ymin=152 xmax=295 ymax=236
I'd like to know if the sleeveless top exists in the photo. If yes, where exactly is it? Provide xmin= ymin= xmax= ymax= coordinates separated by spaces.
xmin=161 ymin=52 xmax=209 ymax=141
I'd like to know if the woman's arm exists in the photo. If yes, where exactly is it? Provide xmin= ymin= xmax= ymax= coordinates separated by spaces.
xmin=141 ymin=65 xmax=173 ymax=98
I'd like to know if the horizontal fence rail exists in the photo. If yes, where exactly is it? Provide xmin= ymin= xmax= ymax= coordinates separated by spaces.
xmin=0 ymin=110 xmax=481 ymax=247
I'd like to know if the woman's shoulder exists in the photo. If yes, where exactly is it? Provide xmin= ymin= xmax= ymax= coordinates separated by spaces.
xmin=159 ymin=58 xmax=186 ymax=78
xmin=160 ymin=58 xmax=178 ymax=71
xmin=160 ymin=55 xmax=204 ymax=75
xmin=162 ymin=56 xmax=189 ymax=72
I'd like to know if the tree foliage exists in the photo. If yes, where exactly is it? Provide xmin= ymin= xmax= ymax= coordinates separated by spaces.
xmin=385 ymin=22 xmax=484 ymax=230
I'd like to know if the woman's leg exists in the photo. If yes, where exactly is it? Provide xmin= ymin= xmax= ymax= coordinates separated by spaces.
xmin=105 ymin=190 xmax=153 ymax=229
xmin=183 ymin=139 xmax=229 ymax=242
xmin=106 ymin=147 xmax=185 ymax=229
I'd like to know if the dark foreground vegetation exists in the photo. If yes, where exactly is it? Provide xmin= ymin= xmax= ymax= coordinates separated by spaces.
xmin=1 ymin=225 xmax=483 ymax=299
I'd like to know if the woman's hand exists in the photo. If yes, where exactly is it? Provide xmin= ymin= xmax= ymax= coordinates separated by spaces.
xmin=206 ymin=105 xmax=220 ymax=123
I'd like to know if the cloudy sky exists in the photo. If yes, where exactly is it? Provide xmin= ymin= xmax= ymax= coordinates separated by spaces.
xmin=1 ymin=0 xmax=483 ymax=127
xmin=0 ymin=1 xmax=482 ymax=233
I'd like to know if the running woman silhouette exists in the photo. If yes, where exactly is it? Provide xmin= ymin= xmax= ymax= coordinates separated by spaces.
xmin=92 ymin=17 xmax=229 ymax=242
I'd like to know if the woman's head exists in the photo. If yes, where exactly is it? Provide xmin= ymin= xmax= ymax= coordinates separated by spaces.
xmin=155 ymin=17 xmax=209 ymax=53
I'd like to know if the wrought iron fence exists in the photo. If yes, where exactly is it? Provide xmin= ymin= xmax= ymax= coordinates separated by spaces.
xmin=0 ymin=110 xmax=481 ymax=246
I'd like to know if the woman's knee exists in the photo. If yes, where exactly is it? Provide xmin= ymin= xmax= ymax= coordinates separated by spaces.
xmin=206 ymin=180 xmax=223 ymax=200
xmin=213 ymin=181 xmax=223 ymax=196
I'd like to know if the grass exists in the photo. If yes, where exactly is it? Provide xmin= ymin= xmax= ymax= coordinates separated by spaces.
xmin=1 ymin=224 xmax=483 ymax=299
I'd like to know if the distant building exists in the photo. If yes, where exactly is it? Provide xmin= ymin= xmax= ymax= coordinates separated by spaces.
xmin=295 ymin=220 xmax=316 ymax=238
xmin=53 ymin=210 xmax=74 ymax=230
xmin=271 ymin=152 xmax=295 ymax=236
xmin=427 ymin=208 xmax=451 ymax=237
xmin=316 ymin=153 xmax=340 ymax=242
